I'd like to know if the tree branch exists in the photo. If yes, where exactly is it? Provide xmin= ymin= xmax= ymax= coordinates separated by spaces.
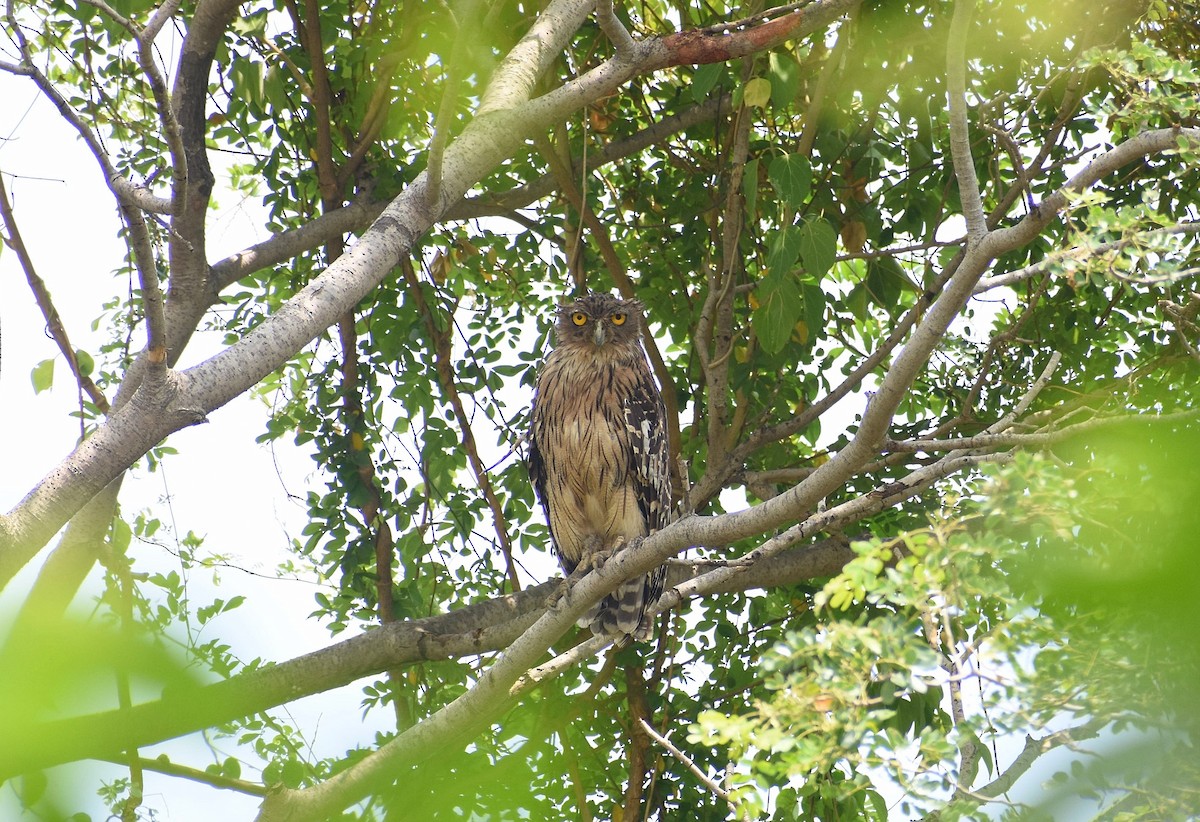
xmin=208 ymin=96 xmax=730 ymax=293
xmin=638 ymin=718 xmax=739 ymax=816
xmin=975 ymin=221 xmax=1200 ymax=294
xmin=0 ymin=171 xmax=109 ymax=412
xmin=971 ymin=718 xmax=1108 ymax=801
xmin=3 ymin=6 xmax=172 ymax=216
xmin=402 ymin=258 xmax=522 ymax=591
xmin=596 ymin=0 xmax=636 ymax=60
xmin=425 ymin=2 xmax=473 ymax=208
xmin=104 ymin=754 xmax=270 ymax=797
xmin=946 ymin=0 xmax=986 ymax=242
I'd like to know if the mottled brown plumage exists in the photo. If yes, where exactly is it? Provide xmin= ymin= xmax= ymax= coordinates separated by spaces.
xmin=528 ymin=292 xmax=672 ymax=641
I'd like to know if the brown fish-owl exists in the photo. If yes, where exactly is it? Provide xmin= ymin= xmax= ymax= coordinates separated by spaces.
xmin=528 ymin=292 xmax=672 ymax=640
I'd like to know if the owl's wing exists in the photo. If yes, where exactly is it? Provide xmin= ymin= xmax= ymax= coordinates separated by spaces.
xmin=624 ymin=364 xmax=673 ymax=534
xmin=527 ymin=405 xmax=551 ymax=529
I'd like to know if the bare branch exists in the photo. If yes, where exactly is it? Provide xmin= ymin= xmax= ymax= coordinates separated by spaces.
xmin=639 ymin=718 xmax=740 ymax=815
xmin=645 ymin=0 xmax=862 ymax=69
xmin=946 ymin=0 xmax=986 ymax=242
xmin=478 ymin=0 xmax=597 ymax=114
xmin=82 ymin=0 xmax=187 ymax=211
xmin=121 ymin=202 xmax=170 ymax=375
xmin=0 ymin=171 xmax=110 ymax=412
xmin=984 ymin=129 xmax=1200 ymax=259
xmin=975 ymin=222 xmax=1200 ymax=293
xmin=972 ymin=718 xmax=1108 ymax=801
xmin=886 ymin=406 xmax=1200 ymax=454
xmin=663 ymin=451 xmax=1010 ymax=611
xmin=1 ymin=9 xmax=173 ymax=214
xmin=103 ymin=755 xmax=269 ymax=797
xmin=513 ymin=633 xmax=608 ymax=695
xmin=597 ymin=0 xmax=636 ymax=60
xmin=426 ymin=3 xmax=473 ymax=208
xmin=209 ymin=97 xmax=730 ymax=293
xmin=987 ymin=351 xmax=1062 ymax=432
xmin=692 ymin=65 xmax=753 ymax=505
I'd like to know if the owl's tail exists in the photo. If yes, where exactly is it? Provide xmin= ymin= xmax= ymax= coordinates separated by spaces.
xmin=584 ymin=574 xmax=653 ymax=642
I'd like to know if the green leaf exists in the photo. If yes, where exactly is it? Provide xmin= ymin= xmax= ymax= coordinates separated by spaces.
xmin=797 ymin=218 xmax=837 ymax=279
xmin=866 ymin=790 xmax=888 ymax=820
xmin=693 ymin=62 xmax=724 ymax=103
xmin=743 ymin=77 xmax=772 ymax=109
xmin=766 ymin=225 xmax=803 ymax=280
xmin=768 ymin=51 xmax=801 ymax=109
xmin=753 ymin=274 xmax=802 ymax=355
xmin=768 ymin=153 xmax=811 ymax=207
xmin=866 ymin=256 xmax=918 ymax=309
xmin=31 ymin=358 xmax=54 ymax=394
xmin=74 ymin=348 xmax=94 ymax=377
xmin=800 ymin=284 xmax=825 ymax=343
xmin=110 ymin=516 xmax=133 ymax=553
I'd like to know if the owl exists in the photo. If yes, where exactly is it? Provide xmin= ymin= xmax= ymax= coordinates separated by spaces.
xmin=528 ymin=292 xmax=672 ymax=641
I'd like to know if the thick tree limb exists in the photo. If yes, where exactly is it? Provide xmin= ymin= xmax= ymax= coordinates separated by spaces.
xmin=0 ymin=530 xmax=852 ymax=783
xmin=208 ymin=95 xmax=729 ymax=293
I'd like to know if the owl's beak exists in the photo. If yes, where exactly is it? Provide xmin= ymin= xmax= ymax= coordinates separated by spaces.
xmin=593 ymin=323 xmax=607 ymax=347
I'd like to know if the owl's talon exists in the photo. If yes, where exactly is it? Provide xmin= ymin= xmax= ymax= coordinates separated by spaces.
xmin=614 ymin=535 xmax=642 ymax=554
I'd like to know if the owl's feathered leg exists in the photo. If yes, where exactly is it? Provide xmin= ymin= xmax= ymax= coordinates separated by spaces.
xmin=546 ymin=534 xmax=605 ymax=610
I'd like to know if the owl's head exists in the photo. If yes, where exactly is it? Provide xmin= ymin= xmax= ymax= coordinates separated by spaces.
xmin=554 ymin=292 xmax=646 ymax=352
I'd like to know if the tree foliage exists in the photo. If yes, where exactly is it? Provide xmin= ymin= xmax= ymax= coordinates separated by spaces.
xmin=2 ymin=0 xmax=1199 ymax=819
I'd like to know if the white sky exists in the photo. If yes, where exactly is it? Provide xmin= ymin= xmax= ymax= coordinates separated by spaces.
xmin=0 ymin=71 xmax=387 ymax=821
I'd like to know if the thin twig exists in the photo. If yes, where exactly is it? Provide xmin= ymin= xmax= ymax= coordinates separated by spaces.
xmin=511 ymin=633 xmax=608 ymax=696
xmin=885 ymin=405 xmax=1200 ymax=454
xmin=402 ymin=258 xmax=522 ymax=592
xmin=121 ymin=203 xmax=169 ymax=374
xmin=663 ymin=449 xmax=1012 ymax=611
xmin=986 ymin=351 xmax=1061 ymax=433
xmin=4 ymin=3 xmax=172 ymax=214
xmin=638 ymin=719 xmax=740 ymax=815
xmin=100 ymin=755 xmax=270 ymax=796
xmin=83 ymin=0 xmax=188 ymax=209
xmin=693 ymin=61 xmax=754 ymax=502
xmin=0 ymin=171 xmax=110 ymax=412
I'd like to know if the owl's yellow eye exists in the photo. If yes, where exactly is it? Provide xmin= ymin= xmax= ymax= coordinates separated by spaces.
xmin=610 ymin=312 xmax=626 ymax=326
xmin=571 ymin=312 xmax=588 ymax=326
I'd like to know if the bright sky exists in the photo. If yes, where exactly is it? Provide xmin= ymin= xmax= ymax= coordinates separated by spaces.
xmin=0 ymin=71 xmax=389 ymax=821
